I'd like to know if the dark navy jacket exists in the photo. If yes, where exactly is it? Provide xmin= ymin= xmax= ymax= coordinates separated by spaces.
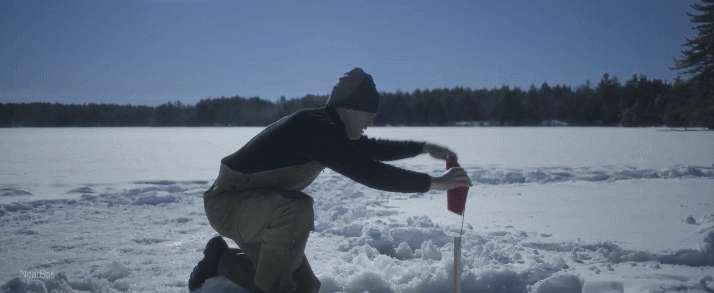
xmin=221 ymin=107 xmax=431 ymax=193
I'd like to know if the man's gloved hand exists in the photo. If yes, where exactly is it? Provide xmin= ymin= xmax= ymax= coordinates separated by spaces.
xmin=423 ymin=143 xmax=456 ymax=160
xmin=430 ymin=167 xmax=472 ymax=191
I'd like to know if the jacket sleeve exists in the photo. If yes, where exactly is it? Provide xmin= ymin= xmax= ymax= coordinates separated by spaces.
xmin=350 ymin=136 xmax=425 ymax=161
xmin=305 ymin=129 xmax=431 ymax=193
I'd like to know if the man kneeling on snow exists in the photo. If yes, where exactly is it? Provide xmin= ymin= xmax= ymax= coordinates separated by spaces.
xmin=189 ymin=68 xmax=472 ymax=293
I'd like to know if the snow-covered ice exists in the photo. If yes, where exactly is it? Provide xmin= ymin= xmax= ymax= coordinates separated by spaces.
xmin=1 ymin=127 xmax=713 ymax=292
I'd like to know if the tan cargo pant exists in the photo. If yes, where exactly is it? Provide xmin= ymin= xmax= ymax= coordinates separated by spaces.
xmin=204 ymin=183 xmax=320 ymax=293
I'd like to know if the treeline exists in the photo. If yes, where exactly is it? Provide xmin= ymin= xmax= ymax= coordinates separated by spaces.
xmin=0 ymin=73 xmax=712 ymax=128
xmin=376 ymin=74 xmax=710 ymax=127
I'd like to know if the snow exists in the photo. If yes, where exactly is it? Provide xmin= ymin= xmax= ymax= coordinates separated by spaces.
xmin=581 ymin=280 xmax=627 ymax=293
xmin=131 ymin=193 xmax=179 ymax=205
xmin=196 ymin=278 xmax=250 ymax=293
xmin=1 ymin=127 xmax=713 ymax=204
xmin=96 ymin=262 xmax=132 ymax=282
xmin=1 ymin=127 xmax=713 ymax=293
xmin=464 ymin=165 xmax=714 ymax=185
xmin=533 ymin=274 xmax=582 ymax=293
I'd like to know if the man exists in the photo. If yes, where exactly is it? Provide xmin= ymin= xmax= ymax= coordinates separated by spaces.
xmin=189 ymin=68 xmax=472 ymax=293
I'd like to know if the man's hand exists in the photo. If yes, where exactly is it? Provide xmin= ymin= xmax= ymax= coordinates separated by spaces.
xmin=430 ymin=167 xmax=473 ymax=191
xmin=423 ymin=143 xmax=457 ymax=160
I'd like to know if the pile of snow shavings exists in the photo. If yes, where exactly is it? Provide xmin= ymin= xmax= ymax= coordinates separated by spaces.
xmin=1 ymin=172 xmax=713 ymax=293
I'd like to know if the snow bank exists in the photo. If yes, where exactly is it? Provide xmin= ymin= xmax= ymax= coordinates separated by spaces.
xmin=0 ymin=182 xmax=193 ymax=215
xmin=581 ymin=280 xmax=623 ymax=293
xmin=344 ymin=271 xmax=394 ymax=293
xmin=1 ymin=273 xmax=75 ymax=293
xmin=465 ymin=165 xmax=714 ymax=185
xmin=131 ymin=194 xmax=179 ymax=205
xmin=95 ymin=261 xmax=131 ymax=282
xmin=524 ymin=232 xmax=714 ymax=268
xmin=66 ymin=186 xmax=96 ymax=194
xmin=700 ymin=276 xmax=714 ymax=293
xmin=0 ymin=186 xmax=32 ymax=197
xmin=1 ymin=173 xmax=712 ymax=293
xmin=1 ymin=269 xmax=134 ymax=293
xmin=533 ymin=274 xmax=582 ymax=293
xmin=194 ymin=277 xmax=251 ymax=293
xmin=302 ymin=176 xmax=573 ymax=293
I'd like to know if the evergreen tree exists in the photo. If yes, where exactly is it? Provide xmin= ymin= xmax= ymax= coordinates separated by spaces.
xmin=674 ymin=0 xmax=714 ymax=128
xmin=674 ymin=0 xmax=714 ymax=83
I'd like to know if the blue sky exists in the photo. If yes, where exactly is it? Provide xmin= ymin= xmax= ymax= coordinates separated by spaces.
xmin=0 ymin=0 xmax=697 ymax=105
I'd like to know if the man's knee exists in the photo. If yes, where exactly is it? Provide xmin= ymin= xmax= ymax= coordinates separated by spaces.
xmin=281 ymin=191 xmax=314 ymax=229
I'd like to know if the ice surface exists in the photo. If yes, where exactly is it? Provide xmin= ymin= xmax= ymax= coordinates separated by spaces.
xmin=1 ymin=127 xmax=713 ymax=203
xmin=1 ymin=127 xmax=713 ymax=292
xmin=392 ymin=178 xmax=714 ymax=252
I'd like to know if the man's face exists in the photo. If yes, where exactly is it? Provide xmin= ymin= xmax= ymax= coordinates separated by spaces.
xmin=336 ymin=108 xmax=376 ymax=140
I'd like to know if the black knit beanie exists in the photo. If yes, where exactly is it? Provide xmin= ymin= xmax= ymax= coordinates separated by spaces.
xmin=326 ymin=67 xmax=379 ymax=113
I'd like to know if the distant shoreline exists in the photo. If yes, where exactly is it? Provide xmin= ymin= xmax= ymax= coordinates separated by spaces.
xmin=3 ymin=75 xmax=713 ymax=129
xmin=0 ymin=125 xmax=711 ymax=130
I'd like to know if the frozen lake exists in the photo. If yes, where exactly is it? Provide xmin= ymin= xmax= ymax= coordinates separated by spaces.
xmin=1 ymin=127 xmax=713 ymax=292
xmin=1 ymin=127 xmax=713 ymax=202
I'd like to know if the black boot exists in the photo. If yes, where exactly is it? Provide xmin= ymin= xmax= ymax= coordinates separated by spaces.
xmin=217 ymin=248 xmax=261 ymax=292
xmin=188 ymin=236 xmax=229 ymax=291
